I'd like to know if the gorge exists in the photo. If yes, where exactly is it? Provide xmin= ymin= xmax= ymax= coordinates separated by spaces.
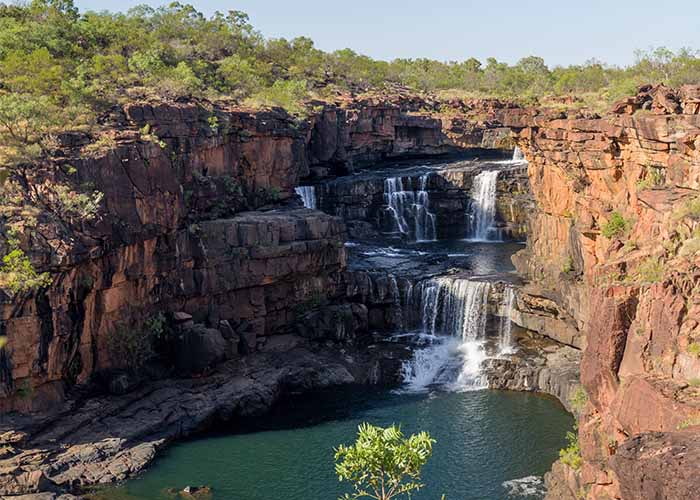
xmin=0 ymin=84 xmax=699 ymax=500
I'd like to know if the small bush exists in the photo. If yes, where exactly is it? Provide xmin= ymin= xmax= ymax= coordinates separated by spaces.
xmin=635 ymin=257 xmax=665 ymax=283
xmin=601 ymin=212 xmax=632 ymax=239
xmin=636 ymin=166 xmax=665 ymax=190
xmin=139 ymin=124 xmax=167 ymax=149
xmin=561 ymin=256 xmax=574 ymax=274
xmin=106 ymin=323 xmax=155 ymax=372
xmin=246 ymin=79 xmax=310 ymax=116
xmin=559 ymin=429 xmax=583 ymax=469
xmin=569 ymin=386 xmax=588 ymax=414
xmin=678 ymin=417 xmax=700 ymax=430
xmin=0 ymin=249 xmax=51 ymax=293
xmin=82 ymin=134 xmax=117 ymax=157
xmin=688 ymin=342 xmax=700 ymax=358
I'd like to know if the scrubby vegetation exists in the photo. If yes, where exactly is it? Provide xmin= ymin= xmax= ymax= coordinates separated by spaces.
xmin=0 ymin=1 xmax=699 ymax=158
xmin=569 ymin=386 xmax=589 ymax=415
xmin=1 ymin=0 xmax=699 ymax=293
xmin=335 ymin=423 xmax=435 ymax=500
xmin=559 ymin=428 xmax=583 ymax=469
xmin=634 ymin=256 xmax=665 ymax=283
xmin=601 ymin=212 xmax=633 ymax=239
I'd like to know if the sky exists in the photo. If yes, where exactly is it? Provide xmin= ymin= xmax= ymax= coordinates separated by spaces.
xmin=73 ymin=0 xmax=699 ymax=67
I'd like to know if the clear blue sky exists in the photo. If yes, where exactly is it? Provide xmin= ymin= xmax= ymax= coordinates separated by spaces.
xmin=73 ymin=0 xmax=699 ymax=67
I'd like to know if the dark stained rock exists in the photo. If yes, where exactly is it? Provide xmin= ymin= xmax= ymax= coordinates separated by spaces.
xmin=174 ymin=325 xmax=227 ymax=376
xmin=609 ymin=431 xmax=700 ymax=500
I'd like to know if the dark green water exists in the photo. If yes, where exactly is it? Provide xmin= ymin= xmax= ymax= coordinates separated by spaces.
xmin=99 ymin=387 xmax=572 ymax=500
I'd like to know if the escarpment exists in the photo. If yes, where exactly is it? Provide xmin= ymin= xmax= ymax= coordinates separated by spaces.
xmin=0 ymin=93 xmax=531 ymax=496
xmin=0 ymin=96 xmax=522 ymax=413
xmin=498 ymin=84 xmax=700 ymax=500
xmin=2 ymin=85 xmax=699 ymax=499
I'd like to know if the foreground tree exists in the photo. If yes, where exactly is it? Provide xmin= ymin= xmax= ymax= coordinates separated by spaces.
xmin=334 ymin=423 xmax=435 ymax=500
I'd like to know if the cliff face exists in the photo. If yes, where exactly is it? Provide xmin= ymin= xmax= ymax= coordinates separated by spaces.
xmin=316 ymin=161 xmax=530 ymax=241
xmin=502 ymin=85 xmax=700 ymax=500
xmin=0 ymin=95 xmax=517 ymax=413
xmin=306 ymin=94 xmax=516 ymax=177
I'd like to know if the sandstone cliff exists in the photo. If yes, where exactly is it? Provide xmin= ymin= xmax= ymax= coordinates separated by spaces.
xmin=502 ymin=84 xmax=700 ymax=500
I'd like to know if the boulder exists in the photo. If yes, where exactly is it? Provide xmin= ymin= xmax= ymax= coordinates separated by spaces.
xmin=174 ymin=325 xmax=227 ymax=375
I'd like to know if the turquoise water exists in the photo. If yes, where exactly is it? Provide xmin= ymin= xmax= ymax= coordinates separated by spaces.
xmin=100 ymin=387 xmax=572 ymax=500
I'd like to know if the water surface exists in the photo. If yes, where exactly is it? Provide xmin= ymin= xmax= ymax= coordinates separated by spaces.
xmin=99 ymin=388 xmax=572 ymax=500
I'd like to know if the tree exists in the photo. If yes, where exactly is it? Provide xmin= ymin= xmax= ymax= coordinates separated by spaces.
xmin=334 ymin=423 xmax=435 ymax=500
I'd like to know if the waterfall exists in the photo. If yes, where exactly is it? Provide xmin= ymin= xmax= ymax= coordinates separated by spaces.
xmin=384 ymin=175 xmax=436 ymax=241
xmin=512 ymin=146 xmax=525 ymax=162
xmin=497 ymin=286 xmax=515 ymax=355
xmin=468 ymin=170 xmax=500 ymax=241
xmin=401 ymin=278 xmax=491 ymax=392
xmin=295 ymin=186 xmax=316 ymax=209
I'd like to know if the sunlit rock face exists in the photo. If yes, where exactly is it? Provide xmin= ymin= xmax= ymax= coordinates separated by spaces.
xmin=499 ymin=84 xmax=700 ymax=500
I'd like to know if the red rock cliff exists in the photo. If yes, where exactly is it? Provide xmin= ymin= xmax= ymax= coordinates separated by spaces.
xmin=502 ymin=85 xmax=700 ymax=500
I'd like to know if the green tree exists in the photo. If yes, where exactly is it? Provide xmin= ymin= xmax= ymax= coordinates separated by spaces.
xmin=334 ymin=423 xmax=435 ymax=500
xmin=0 ymin=249 xmax=51 ymax=293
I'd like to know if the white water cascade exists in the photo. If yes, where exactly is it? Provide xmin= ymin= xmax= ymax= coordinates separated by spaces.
xmin=295 ymin=186 xmax=316 ymax=209
xmin=401 ymin=278 xmax=491 ymax=392
xmin=497 ymin=286 xmax=515 ymax=356
xmin=512 ymin=146 xmax=526 ymax=162
xmin=468 ymin=170 xmax=500 ymax=241
xmin=384 ymin=175 xmax=437 ymax=241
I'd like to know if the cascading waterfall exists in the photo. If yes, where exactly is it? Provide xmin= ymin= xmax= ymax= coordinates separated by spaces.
xmin=295 ymin=186 xmax=316 ymax=209
xmin=384 ymin=175 xmax=436 ymax=241
xmin=497 ymin=286 xmax=515 ymax=355
xmin=468 ymin=170 xmax=500 ymax=241
xmin=401 ymin=278 xmax=491 ymax=392
xmin=512 ymin=146 xmax=525 ymax=162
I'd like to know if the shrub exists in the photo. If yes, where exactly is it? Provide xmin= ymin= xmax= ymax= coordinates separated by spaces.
xmin=636 ymin=166 xmax=665 ymax=190
xmin=106 ymin=324 xmax=154 ymax=372
xmin=559 ymin=428 xmax=583 ymax=469
xmin=246 ymin=80 xmax=310 ymax=116
xmin=688 ymin=342 xmax=700 ymax=358
xmin=569 ymin=386 xmax=588 ymax=414
xmin=82 ymin=134 xmax=117 ymax=157
xmin=561 ymin=256 xmax=574 ymax=274
xmin=335 ymin=423 xmax=435 ymax=500
xmin=635 ymin=257 xmax=665 ymax=283
xmin=0 ymin=249 xmax=51 ymax=293
xmin=601 ymin=212 xmax=632 ymax=239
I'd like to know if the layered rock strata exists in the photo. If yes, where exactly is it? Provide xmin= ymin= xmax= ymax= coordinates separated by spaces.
xmin=496 ymin=84 xmax=700 ymax=500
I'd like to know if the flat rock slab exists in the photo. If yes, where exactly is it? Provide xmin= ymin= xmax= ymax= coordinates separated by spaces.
xmin=0 ymin=347 xmax=357 ymax=497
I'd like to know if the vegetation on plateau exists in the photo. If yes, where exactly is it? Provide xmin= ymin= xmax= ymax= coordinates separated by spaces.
xmin=0 ymin=0 xmax=699 ymax=294
xmin=335 ymin=423 xmax=435 ymax=500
